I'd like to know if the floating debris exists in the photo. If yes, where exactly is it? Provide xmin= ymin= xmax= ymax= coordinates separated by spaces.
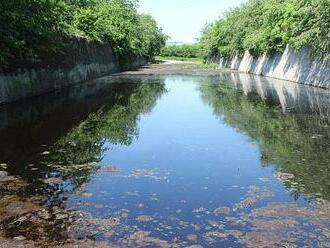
xmin=13 ymin=235 xmax=26 ymax=241
xmin=103 ymin=231 xmax=115 ymax=238
xmin=101 ymin=165 xmax=120 ymax=175
xmin=43 ymin=177 xmax=64 ymax=184
xmin=186 ymin=234 xmax=198 ymax=242
xmin=128 ymin=168 xmax=166 ymax=181
xmin=237 ymin=197 xmax=257 ymax=209
xmin=121 ymin=231 xmax=174 ymax=247
xmin=276 ymin=172 xmax=295 ymax=182
xmin=193 ymin=207 xmax=207 ymax=213
xmin=235 ymin=185 xmax=275 ymax=210
xmin=207 ymin=220 xmax=224 ymax=228
xmin=205 ymin=231 xmax=228 ymax=243
xmin=228 ymin=201 xmax=330 ymax=248
xmin=0 ymin=171 xmax=16 ymax=182
xmin=0 ymin=196 xmax=41 ymax=220
xmin=130 ymin=169 xmax=155 ymax=177
xmin=0 ymin=164 xmax=7 ymax=169
xmin=40 ymin=151 xmax=50 ymax=155
xmin=213 ymin=207 xmax=231 ymax=215
xmin=259 ymin=177 xmax=270 ymax=182
xmin=80 ymin=192 xmax=93 ymax=198
xmin=179 ymin=221 xmax=189 ymax=228
xmin=136 ymin=215 xmax=154 ymax=222
xmin=137 ymin=203 xmax=144 ymax=208
xmin=107 ymin=217 xmax=121 ymax=226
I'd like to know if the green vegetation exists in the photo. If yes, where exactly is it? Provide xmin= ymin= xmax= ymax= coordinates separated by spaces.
xmin=159 ymin=44 xmax=202 ymax=59
xmin=200 ymin=83 xmax=330 ymax=200
xmin=0 ymin=0 xmax=167 ymax=68
xmin=155 ymin=56 xmax=203 ymax=63
xmin=199 ymin=0 xmax=330 ymax=58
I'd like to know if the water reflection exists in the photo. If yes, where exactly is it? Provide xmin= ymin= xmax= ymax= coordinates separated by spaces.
xmin=200 ymin=74 xmax=330 ymax=200
xmin=0 ymin=74 xmax=329 ymax=247
xmin=0 ymin=77 xmax=166 ymax=243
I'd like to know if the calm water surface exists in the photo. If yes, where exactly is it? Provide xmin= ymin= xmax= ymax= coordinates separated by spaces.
xmin=0 ymin=74 xmax=329 ymax=247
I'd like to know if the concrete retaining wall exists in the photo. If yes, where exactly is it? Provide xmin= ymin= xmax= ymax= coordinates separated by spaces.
xmin=0 ymin=38 xmax=147 ymax=104
xmin=210 ymin=45 xmax=330 ymax=89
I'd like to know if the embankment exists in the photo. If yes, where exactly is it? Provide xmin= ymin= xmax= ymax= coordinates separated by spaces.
xmin=0 ymin=38 xmax=147 ymax=104
xmin=209 ymin=45 xmax=330 ymax=89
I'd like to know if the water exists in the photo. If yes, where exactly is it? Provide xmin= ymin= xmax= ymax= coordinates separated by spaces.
xmin=0 ymin=73 xmax=329 ymax=247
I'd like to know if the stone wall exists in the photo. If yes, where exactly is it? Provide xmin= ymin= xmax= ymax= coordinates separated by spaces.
xmin=0 ymin=38 xmax=147 ymax=104
xmin=210 ymin=45 xmax=330 ymax=89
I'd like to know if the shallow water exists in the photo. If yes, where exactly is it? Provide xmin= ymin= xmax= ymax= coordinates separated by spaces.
xmin=0 ymin=73 xmax=329 ymax=247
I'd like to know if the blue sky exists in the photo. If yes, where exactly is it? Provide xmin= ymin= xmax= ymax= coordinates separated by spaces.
xmin=138 ymin=0 xmax=247 ymax=43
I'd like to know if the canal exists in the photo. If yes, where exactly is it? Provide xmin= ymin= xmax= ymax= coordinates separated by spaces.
xmin=0 ymin=67 xmax=329 ymax=247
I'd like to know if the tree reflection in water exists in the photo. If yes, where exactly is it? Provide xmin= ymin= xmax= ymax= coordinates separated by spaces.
xmin=0 ymin=77 xmax=167 ymax=243
xmin=200 ymin=81 xmax=330 ymax=200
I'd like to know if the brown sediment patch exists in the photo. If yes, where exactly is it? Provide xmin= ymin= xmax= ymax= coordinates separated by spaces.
xmin=235 ymin=185 xmax=275 ymax=210
xmin=225 ymin=230 xmax=243 ymax=239
xmin=0 ymin=236 xmax=37 ymax=248
xmin=0 ymin=196 xmax=41 ymax=221
xmin=239 ymin=231 xmax=298 ymax=248
xmin=52 ymin=239 xmax=117 ymax=248
xmin=204 ymin=231 xmax=228 ymax=243
xmin=56 ymin=209 xmax=130 ymax=243
xmin=232 ymin=201 xmax=330 ymax=248
xmin=0 ymin=178 xmax=28 ymax=195
xmin=120 ymin=231 xmax=174 ymax=248
xmin=0 ymin=237 xmax=117 ymax=248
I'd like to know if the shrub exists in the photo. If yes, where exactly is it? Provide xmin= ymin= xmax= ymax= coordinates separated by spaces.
xmin=199 ymin=0 xmax=330 ymax=59
xmin=159 ymin=44 xmax=202 ymax=58
xmin=0 ymin=0 xmax=167 ymax=69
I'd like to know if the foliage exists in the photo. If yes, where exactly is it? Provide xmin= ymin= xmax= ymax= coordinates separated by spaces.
xmin=0 ymin=0 xmax=72 ymax=67
xmin=199 ymin=0 xmax=330 ymax=58
xmin=0 ymin=0 xmax=167 ymax=68
xmin=155 ymin=56 xmax=203 ymax=63
xmin=159 ymin=44 xmax=202 ymax=58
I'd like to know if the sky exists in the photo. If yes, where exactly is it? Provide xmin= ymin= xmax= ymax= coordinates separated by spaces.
xmin=138 ymin=0 xmax=247 ymax=44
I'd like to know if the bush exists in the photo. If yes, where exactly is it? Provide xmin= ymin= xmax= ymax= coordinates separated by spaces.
xmin=199 ymin=0 xmax=330 ymax=59
xmin=0 ymin=0 xmax=167 ymax=69
xmin=159 ymin=44 xmax=202 ymax=58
